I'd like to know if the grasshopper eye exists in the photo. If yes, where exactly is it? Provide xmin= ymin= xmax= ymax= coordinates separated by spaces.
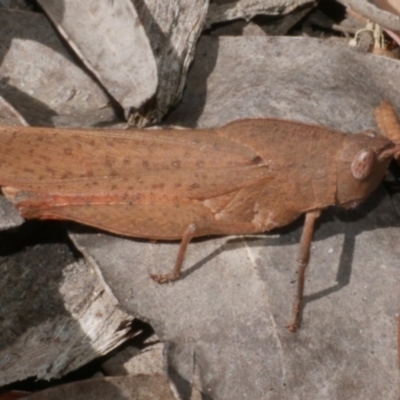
xmin=351 ymin=149 xmax=375 ymax=180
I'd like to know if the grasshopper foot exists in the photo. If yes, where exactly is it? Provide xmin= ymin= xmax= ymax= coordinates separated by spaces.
xmin=150 ymin=272 xmax=179 ymax=284
xmin=286 ymin=303 xmax=300 ymax=332
xmin=286 ymin=323 xmax=297 ymax=333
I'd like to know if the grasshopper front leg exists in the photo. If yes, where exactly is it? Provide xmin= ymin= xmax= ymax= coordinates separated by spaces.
xmin=150 ymin=224 xmax=198 ymax=284
xmin=287 ymin=210 xmax=321 ymax=332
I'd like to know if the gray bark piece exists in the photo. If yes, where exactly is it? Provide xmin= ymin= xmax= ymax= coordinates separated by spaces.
xmin=206 ymin=0 xmax=314 ymax=26
xmin=37 ymin=0 xmax=158 ymax=113
xmin=0 ymin=9 xmax=114 ymax=127
xmin=0 ymin=0 xmax=30 ymax=11
xmin=0 ymin=93 xmax=25 ymax=229
xmin=70 ymin=191 xmax=400 ymax=400
xmin=69 ymin=36 xmax=400 ymax=399
xmin=210 ymin=4 xmax=312 ymax=37
xmin=101 ymin=341 xmax=165 ymax=377
xmin=0 ymin=95 xmax=27 ymax=127
xmin=132 ymin=0 xmax=209 ymax=121
xmin=0 ymin=195 xmax=23 ymax=230
xmin=340 ymin=0 xmax=400 ymax=33
xmin=0 ymin=258 xmax=134 ymax=385
xmin=168 ymin=36 xmax=400 ymax=131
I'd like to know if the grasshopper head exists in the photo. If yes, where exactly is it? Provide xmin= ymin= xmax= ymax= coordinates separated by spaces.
xmin=336 ymin=133 xmax=398 ymax=208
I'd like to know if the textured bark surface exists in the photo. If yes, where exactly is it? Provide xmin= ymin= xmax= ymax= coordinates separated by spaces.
xmin=0 ymin=194 xmax=23 ymax=229
xmin=37 ymin=0 xmax=158 ymax=113
xmin=0 ymin=9 xmax=115 ymax=128
xmin=0 ymin=255 xmax=134 ymax=385
xmin=0 ymin=96 xmax=28 ymax=127
xmin=206 ymin=0 xmax=314 ymax=26
xmin=132 ymin=0 xmax=210 ymax=122
xmin=168 ymin=36 xmax=400 ymax=130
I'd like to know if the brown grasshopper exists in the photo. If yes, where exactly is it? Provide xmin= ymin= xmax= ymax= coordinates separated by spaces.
xmin=0 ymin=101 xmax=399 ymax=332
